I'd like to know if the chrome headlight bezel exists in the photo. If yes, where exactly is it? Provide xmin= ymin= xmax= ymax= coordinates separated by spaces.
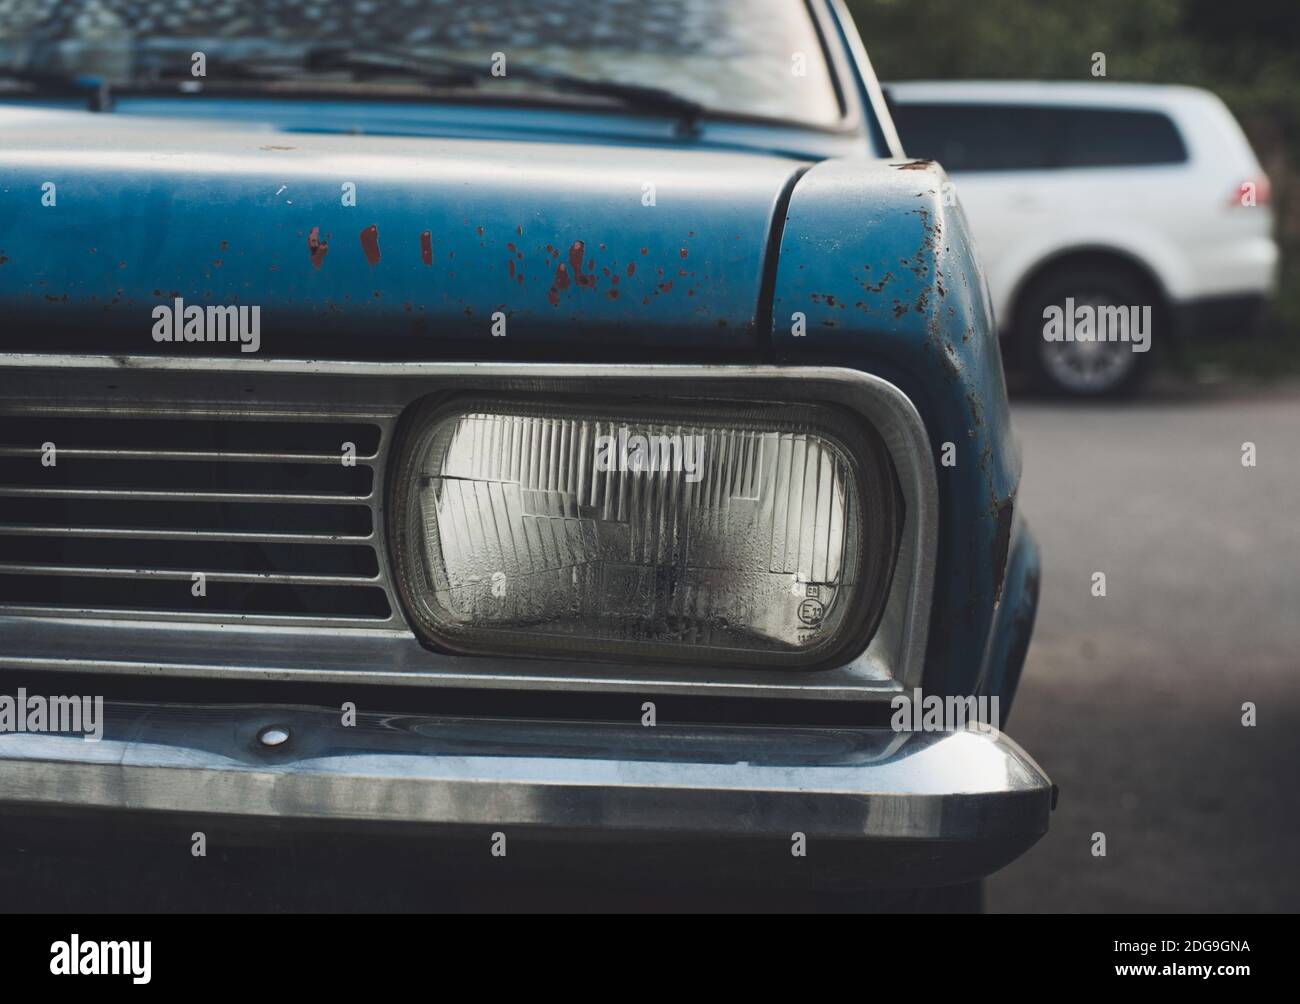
xmin=388 ymin=392 xmax=902 ymax=670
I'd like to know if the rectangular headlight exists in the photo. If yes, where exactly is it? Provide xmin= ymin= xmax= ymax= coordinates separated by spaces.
xmin=390 ymin=396 xmax=900 ymax=668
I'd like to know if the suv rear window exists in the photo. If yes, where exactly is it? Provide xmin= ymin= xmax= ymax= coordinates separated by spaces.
xmin=1058 ymin=108 xmax=1187 ymax=167
xmin=891 ymin=101 xmax=1188 ymax=171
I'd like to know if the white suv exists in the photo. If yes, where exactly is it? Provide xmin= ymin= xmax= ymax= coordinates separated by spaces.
xmin=888 ymin=81 xmax=1278 ymax=396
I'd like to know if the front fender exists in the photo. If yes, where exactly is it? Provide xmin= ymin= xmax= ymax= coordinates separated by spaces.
xmin=770 ymin=157 xmax=1022 ymax=699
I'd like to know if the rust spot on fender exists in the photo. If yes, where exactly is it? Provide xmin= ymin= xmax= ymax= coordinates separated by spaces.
xmin=569 ymin=240 xmax=596 ymax=288
xmin=548 ymin=262 xmax=571 ymax=305
xmin=360 ymin=225 xmax=381 ymax=266
xmin=307 ymin=227 xmax=329 ymax=269
xmin=862 ymin=270 xmax=892 ymax=294
xmin=420 ymin=231 xmax=433 ymax=266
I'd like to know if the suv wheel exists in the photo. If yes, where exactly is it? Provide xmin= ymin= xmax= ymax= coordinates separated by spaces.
xmin=1016 ymin=264 xmax=1157 ymax=397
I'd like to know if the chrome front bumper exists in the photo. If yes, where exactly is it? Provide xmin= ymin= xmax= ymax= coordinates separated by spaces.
xmin=0 ymin=699 xmax=1052 ymax=888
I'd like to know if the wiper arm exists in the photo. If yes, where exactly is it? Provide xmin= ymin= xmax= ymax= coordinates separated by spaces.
xmin=9 ymin=43 xmax=707 ymax=130
xmin=302 ymin=44 xmax=705 ymax=131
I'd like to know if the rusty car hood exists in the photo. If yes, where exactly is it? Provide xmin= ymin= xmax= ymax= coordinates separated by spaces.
xmin=0 ymin=105 xmax=806 ymax=359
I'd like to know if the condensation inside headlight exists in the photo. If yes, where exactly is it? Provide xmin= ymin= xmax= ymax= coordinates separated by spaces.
xmin=391 ymin=397 xmax=900 ymax=668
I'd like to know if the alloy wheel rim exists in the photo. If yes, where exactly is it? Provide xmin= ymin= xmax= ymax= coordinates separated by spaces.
xmin=1038 ymin=291 xmax=1142 ymax=392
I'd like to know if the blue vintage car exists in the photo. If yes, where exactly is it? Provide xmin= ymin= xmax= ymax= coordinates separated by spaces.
xmin=0 ymin=0 xmax=1049 ymax=909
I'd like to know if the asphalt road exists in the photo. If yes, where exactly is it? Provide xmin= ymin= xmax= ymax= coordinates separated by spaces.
xmin=987 ymin=379 xmax=1300 ymax=913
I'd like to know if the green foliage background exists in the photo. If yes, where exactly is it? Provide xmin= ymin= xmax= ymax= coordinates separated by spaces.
xmin=847 ymin=0 xmax=1300 ymax=372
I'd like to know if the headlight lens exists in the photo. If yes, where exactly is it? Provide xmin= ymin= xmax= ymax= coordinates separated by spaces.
xmin=390 ymin=396 xmax=900 ymax=668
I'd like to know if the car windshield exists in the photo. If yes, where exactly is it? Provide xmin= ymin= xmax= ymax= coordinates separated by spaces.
xmin=0 ymin=0 xmax=844 ymax=127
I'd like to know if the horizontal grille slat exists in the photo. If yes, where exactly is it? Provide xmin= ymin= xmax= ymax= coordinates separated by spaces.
xmin=0 ymin=415 xmax=382 ymax=454
xmin=0 ymin=411 xmax=393 ymax=623
xmin=0 ymin=575 xmax=391 ymax=618
xmin=0 ymin=536 xmax=379 ymax=575
xmin=0 ymin=447 xmax=379 ymax=464
xmin=0 ymin=604 xmax=393 ymax=627
xmin=0 ymin=456 xmax=373 ymax=494
xmin=0 ymin=487 xmax=371 ymax=504
xmin=0 ymin=564 xmax=379 ymax=587
xmin=0 ymin=525 xmax=373 ymax=545
xmin=0 ymin=497 xmax=373 ymax=534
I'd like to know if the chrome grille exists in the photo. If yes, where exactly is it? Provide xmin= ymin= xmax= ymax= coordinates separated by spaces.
xmin=0 ymin=356 xmax=937 ymax=703
xmin=0 ymin=408 xmax=394 ymax=625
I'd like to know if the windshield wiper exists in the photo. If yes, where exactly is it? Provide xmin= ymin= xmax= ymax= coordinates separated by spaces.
xmin=301 ymin=44 xmax=705 ymax=132
xmin=4 ymin=44 xmax=708 ymax=132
